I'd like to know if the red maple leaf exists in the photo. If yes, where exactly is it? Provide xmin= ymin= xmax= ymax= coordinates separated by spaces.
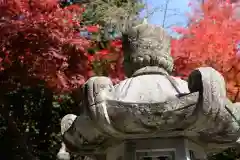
xmin=86 ymin=25 xmax=99 ymax=33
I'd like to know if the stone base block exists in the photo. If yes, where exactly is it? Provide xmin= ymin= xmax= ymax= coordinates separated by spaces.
xmin=106 ymin=137 xmax=207 ymax=160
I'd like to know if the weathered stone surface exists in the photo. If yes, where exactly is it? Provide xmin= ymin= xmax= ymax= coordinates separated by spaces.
xmin=57 ymin=23 xmax=240 ymax=160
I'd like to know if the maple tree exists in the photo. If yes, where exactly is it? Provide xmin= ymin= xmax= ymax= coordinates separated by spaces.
xmin=172 ymin=0 xmax=240 ymax=102
xmin=0 ymin=0 xmax=125 ymax=94
xmin=0 ymin=0 xmax=125 ymax=159
xmin=0 ymin=0 xmax=92 ymax=93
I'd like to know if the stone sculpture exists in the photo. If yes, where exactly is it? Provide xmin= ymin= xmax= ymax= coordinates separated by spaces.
xmin=57 ymin=23 xmax=240 ymax=160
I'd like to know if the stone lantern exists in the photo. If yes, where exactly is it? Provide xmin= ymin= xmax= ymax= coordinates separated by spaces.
xmin=57 ymin=22 xmax=240 ymax=160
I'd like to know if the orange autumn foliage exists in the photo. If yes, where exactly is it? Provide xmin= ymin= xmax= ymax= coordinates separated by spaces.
xmin=172 ymin=0 xmax=240 ymax=102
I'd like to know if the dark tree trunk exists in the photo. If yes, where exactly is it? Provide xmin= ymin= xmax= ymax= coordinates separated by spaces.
xmin=37 ymin=89 xmax=53 ymax=159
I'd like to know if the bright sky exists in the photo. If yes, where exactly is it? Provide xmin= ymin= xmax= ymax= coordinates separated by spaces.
xmin=143 ymin=0 xmax=191 ymax=35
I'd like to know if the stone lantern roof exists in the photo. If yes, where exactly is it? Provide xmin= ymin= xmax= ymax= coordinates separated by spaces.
xmin=57 ymin=23 xmax=240 ymax=160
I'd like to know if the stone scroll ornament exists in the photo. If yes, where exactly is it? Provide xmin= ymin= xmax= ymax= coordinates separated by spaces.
xmin=57 ymin=22 xmax=240 ymax=160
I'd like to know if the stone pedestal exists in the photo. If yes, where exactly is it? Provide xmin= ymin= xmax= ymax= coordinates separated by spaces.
xmin=106 ymin=137 xmax=207 ymax=160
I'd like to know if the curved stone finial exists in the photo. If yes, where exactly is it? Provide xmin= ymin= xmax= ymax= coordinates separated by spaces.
xmin=60 ymin=114 xmax=77 ymax=135
xmin=122 ymin=22 xmax=173 ymax=77
xmin=57 ymin=114 xmax=77 ymax=160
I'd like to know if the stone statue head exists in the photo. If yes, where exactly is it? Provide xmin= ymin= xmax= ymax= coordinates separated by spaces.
xmin=122 ymin=22 xmax=173 ymax=77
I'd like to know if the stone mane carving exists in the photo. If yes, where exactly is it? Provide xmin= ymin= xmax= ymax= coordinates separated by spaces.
xmin=57 ymin=23 xmax=240 ymax=160
xmin=122 ymin=23 xmax=173 ymax=77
